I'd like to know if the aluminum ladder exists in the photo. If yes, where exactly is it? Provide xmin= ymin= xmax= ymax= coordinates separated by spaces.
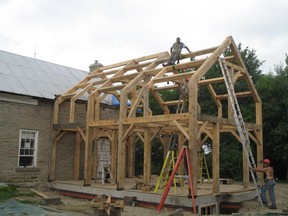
xmin=218 ymin=57 xmax=262 ymax=205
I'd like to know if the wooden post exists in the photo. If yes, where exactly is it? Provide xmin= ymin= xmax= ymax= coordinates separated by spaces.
xmin=188 ymin=78 xmax=198 ymax=195
xmin=178 ymin=133 xmax=186 ymax=177
xmin=84 ymin=127 xmax=93 ymax=186
xmin=91 ymin=139 xmax=98 ymax=180
xmin=212 ymin=123 xmax=220 ymax=194
xmin=243 ymin=147 xmax=249 ymax=189
xmin=111 ymin=130 xmax=117 ymax=184
xmin=117 ymin=92 xmax=128 ymax=190
xmin=143 ymin=128 xmax=151 ymax=185
xmin=74 ymin=132 xmax=81 ymax=180
xmin=49 ymin=130 xmax=65 ymax=181
xmin=160 ymin=135 xmax=169 ymax=159
xmin=256 ymin=102 xmax=263 ymax=183
xmin=127 ymin=136 xmax=135 ymax=178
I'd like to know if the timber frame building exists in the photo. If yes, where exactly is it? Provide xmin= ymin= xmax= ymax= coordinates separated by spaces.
xmin=49 ymin=36 xmax=263 ymax=196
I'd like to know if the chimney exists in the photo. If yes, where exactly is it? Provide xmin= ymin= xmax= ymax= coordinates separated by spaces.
xmin=89 ymin=60 xmax=103 ymax=73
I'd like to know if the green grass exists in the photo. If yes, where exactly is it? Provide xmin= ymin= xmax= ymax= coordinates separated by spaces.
xmin=0 ymin=184 xmax=19 ymax=202
xmin=0 ymin=184 xmax=36 ymax=202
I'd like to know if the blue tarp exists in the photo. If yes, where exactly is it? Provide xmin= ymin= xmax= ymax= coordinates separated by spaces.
xmin=101 ymin=94 xmax=131 ymax=106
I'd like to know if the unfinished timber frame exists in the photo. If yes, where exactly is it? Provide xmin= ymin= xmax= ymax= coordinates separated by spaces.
xmin=49 ymin=36 xmax=263 ymax=195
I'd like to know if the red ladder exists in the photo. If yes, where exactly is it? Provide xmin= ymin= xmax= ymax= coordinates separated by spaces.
xmin=156 ymin=146 xmax=197 ymax=214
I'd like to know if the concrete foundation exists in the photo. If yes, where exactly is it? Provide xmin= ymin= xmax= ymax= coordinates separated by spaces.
xmin=48 ymin=179 xmax=259 ymax=215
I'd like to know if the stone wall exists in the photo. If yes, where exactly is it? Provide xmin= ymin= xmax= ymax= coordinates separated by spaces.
xmin=0 ymin=95 xmax=120 ymax=185
xmin=0 ymin=98 xmax=52 ymax=187
xmin=55 ymin=131 xmax=76 ymax=180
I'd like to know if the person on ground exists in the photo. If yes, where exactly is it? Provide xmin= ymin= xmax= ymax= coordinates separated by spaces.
xmin=250 ymin=159 xmax=277 ymax=209
xmin=163 ymin=37 xmax=191 ymax=67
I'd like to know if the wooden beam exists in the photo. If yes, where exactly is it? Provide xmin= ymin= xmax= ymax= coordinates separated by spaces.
xmin=84 ymin=126 xmax=93 ymax=186
xmin=127 ymin=87 xmax=145 ymax=118
xmin=152 ymin=71 xmax=196 ymax=84
xmin=116 ymin=90 xmax=128 ymax=189
xmin=173 ymin=120 xmax=189 ymax=140
xmin=122 ymin=124 xmax=135 ymax=142
xmin=150 ymin=128 xmax=162 ymax=143
xmin=110 ymin=130 xmax=117 ymax=184
xmin=74 ymin=132 xmax=81 ymax=180
xmin=143 ymin=128 xmax=151 ymax=185
xmin=194 ymin=36 xmax=233 ymax=81
xmin=229 ymin=39 xmax=261 ymax=103
xmin=188 ymin=77 xmax=198 ymax=195
xmin=207 ymin=84 xmax=222 ymax=115
xmin=48 ymin=130 xmax=66 ymax=181
xmin=99 ymin=52 xmax=168 ymax=71
xmin=127 ymin=136 xmax=135 ymax=178
xmin=136 ymin=132 xmax=144 ymax=143
xmin=212 ymin=123 xmax=220 ymax=194
xmin=216 ymin=91 xmax=253 ymax=100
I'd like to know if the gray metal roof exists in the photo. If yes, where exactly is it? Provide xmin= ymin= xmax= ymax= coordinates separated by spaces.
xmin=0 ymin=50 xmax=88 ymax=99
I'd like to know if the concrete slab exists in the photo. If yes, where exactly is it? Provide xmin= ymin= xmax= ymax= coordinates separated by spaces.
xmin=48 ymin=179 xmax=258 ymax=211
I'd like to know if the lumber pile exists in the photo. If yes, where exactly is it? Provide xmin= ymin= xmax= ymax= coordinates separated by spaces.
xmin=89 ymin=195 xmax=124 ymax=216
xmin=30 ymin=189 xmax=61 ymax=205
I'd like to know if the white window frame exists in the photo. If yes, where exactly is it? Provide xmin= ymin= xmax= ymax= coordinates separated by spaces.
xmin=18 ymin=129 xmax=38 ymax=167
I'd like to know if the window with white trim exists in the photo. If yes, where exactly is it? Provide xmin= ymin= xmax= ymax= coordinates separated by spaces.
xmin=18 ymin=130 xmax=38 ymax=167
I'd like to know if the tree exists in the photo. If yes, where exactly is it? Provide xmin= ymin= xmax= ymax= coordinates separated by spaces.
xmin=256 ymin=54 xmax=288 ymax=179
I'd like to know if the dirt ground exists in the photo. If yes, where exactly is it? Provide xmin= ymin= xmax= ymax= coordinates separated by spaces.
xmin=7 ymin=183 xmax=288 ymax=215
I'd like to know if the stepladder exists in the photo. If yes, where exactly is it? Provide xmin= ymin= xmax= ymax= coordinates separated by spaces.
xmin=99 ymin=154 xmax=113 ymax=185
xmin=154 ymin=149 xmax=177 ymax=193
xmin=218 ymin=57 xmax=262 ymax=205
xmin=156 ymin=146 xmax=197 ymax=214
xmin=198 ymin=151 xmax=211 ymax=184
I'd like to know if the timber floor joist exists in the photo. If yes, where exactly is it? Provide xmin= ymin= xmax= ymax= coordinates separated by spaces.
xmin=50 ymin=36 xmax=263 ymax=197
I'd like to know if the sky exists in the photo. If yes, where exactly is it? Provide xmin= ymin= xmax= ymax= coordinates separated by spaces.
xmin=0 ymin=0 xmax=287 ymax=73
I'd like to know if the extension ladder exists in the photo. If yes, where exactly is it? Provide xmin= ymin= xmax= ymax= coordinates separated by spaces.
xmin=156 ymin=146 xmax=197 ymax=214
xmin=218 ymin=57 xmax=262 ymax=205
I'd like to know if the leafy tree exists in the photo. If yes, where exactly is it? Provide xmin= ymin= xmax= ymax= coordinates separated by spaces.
xmin=256 ymin=54 xmax=288 ymax=179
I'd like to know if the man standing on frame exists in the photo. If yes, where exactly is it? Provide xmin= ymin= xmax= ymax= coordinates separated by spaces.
xmin=163 ymin=37 xmax=191 ymax=67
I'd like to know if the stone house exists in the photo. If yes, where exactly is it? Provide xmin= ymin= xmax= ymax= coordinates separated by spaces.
xmin=0 ymin=50 xmax=117 ymax=186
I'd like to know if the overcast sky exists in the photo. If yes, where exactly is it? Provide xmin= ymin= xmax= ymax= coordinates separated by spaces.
xmin=1 ymin=0 xmax=287 ymax=73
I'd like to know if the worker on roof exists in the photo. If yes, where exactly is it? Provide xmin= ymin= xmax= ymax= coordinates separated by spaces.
xmin=162 ymin=37 xmax=191 ymax=67
xmin=250 ymin=158 xmax=277 ymax=209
